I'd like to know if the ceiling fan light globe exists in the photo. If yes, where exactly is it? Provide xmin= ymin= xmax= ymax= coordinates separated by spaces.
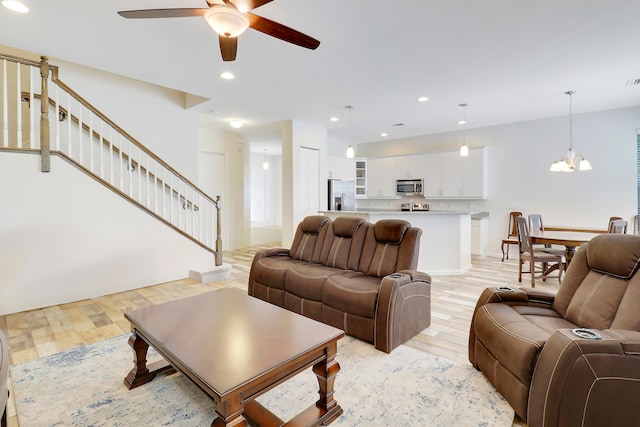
xmin=204 ymin=5 xmax=250 ymax=38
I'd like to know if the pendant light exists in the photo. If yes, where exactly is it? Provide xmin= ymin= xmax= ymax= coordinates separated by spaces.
xmin=458 ymin=103 xmax=469 ymax=157
xmin=262 ymin=149 xmax=269 ymax=170
xmin=345 ymin=105 xmax=355 ymax=158
xmin=549 ymin=91 xmax=592 ymax=172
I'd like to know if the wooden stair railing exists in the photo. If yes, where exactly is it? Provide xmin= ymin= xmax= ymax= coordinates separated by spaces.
xmin=1 ymin=54 xmax=222 ymax=266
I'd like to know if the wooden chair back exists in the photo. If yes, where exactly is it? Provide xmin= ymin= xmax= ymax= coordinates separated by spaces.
xmin=507 ymin=211 xmax=523 ymax=237
xmin=528 ymin=214 xmax=544 ymax=232
xmin=608 ymin=219 xmax=628 ymax=234
xmin=516 ymin=216 xmax=533 ymax=253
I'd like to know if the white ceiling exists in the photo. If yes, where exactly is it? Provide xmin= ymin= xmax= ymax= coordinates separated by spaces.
xmin=2 ymin=0 xmax=640 ymax=151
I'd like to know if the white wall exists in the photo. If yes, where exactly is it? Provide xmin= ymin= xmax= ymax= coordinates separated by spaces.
xmin=356 ymin=106 xmax=640 ymax=257
xmin=0 ymin=153 xmax=212 ymax=315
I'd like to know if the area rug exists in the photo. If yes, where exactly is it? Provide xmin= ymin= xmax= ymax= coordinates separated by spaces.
xmin=11 ymin=334 xmax=513 ymax=426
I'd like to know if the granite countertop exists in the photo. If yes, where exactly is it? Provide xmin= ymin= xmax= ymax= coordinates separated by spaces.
xmin=319 ymin=210 xmax=489 ymax=218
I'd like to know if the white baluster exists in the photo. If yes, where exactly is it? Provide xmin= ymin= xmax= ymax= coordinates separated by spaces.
xmin=109 ymin=127 xmax=114 ymax=185
xmin=137 ymin=148 xmax=142 ymax=203
xmin=119 ymin=134 xmax=124 ymax=191
xmin=78 ymin=107 xmax=83 ymax=164
xmin=99 ymin=122 xmax=104 ymax=179
xmin=67 ymin=93 xmax=72 ymax=158
xmin=154 ymin=162 xmax=158 ymax=215
xmin=128 ymin=140 xmax=133 ymax=198
xmin=162 ymin=167 xmax=167 ymax=221
xmin=30 ymin=65 xmax=36 ymax=149
xmin=2 ymin=59 xmax=7 ymax=147
xmin=16 ymin=62 xmax=21 ymax=148
xmin=53 ymin=81 xmax=59 ymax=151
xmin=89 ymin=114 xmax=94 ymax=172
xmin=146 ymin=155 xmax=150 ymax=209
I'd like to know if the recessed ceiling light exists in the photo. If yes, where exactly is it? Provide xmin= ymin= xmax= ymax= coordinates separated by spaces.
xmin=381 ymin=132 xmax=388 ymax=137
xmin=220 ymin=71 xmax=235 ymax=80
xmin=417 ymin=96 xmax=429 ymax=102
xmin=230 ymin=120 xmax=243 ymax=128
xmin=330 ymin=116 xmax=339 ymax=122
xmin=2 ymin=0 xmax=29 ymax=13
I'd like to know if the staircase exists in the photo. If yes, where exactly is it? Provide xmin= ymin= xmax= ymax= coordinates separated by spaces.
xmin=0 ymin=54 xmax=222 ymax=266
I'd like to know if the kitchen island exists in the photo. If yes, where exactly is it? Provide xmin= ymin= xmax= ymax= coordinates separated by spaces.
xmin=319 ymin=210 xmax=487 ymax=275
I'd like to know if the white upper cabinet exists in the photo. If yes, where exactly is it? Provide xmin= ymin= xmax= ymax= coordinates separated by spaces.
xmin=328 ymin=156 xmax=356 ymax=181
xmin=395 ymin=154 xmax=426 ymax=180
xmin=423 ymin=147 xmax=487 ymax=199
xmin=366 ymin=156 xmax=397 ymax=197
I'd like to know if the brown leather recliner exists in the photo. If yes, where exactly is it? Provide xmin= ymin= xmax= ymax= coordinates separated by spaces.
xmin=469 ymin=234 xmax=640 ymax=427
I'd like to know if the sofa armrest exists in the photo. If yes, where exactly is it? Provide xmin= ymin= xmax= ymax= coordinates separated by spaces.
xmin=468 ymin=286 xmax=556 ymax=364
xmin=374 ymin=270 xmax=431 ymax=353
xmin=528 ymin=329 xmax=640 ymax=427
xmin=247 ymin=248 xmax=290 ymax=296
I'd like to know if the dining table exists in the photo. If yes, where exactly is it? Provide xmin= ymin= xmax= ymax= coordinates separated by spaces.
xmin=544 ymin=225 xmax=608 ymax=234
xmin=530 ymin=230 xmax=602 ymax=264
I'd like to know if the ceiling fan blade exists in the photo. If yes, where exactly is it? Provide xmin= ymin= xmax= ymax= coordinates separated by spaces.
xmin=231 ymin=0 xmax=273 ymax=12
xmin=247 ymin=13 xmax=320 ymax=50
xmin=219 ymin=36 xmax=238 ymax=61
xmin=118 ymin=9 xmax=208 ymax=19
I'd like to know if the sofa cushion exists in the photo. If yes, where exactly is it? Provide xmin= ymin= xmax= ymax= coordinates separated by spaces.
xmin=290 ymin=215 xmax=330 ymax=262
xmin=285 ymin=263 xmax=350 ymax=301
xmin=253 ymin=257 xmax=307 ymax=290
xmin=374 ymin=219 xmax=409 ymax=244
xmin=319 ymin=218 xmax=368 ymax=270
xmin=323 ymin=272 xmax=381 ymax=319
xmin=587 ymin=234 xmax=640 ymax=279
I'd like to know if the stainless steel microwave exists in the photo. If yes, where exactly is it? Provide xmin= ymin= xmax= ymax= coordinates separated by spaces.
xmin=396 ymin=179 xmax=423 ymax=196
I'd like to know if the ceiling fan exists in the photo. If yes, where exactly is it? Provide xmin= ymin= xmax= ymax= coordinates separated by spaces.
xmin=117 ymin=0 xmax=320 ymax=61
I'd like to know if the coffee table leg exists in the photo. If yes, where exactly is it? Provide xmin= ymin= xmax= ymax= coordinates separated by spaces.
xmin=124 ymin=331 xmax=173 ymax=389
xmin=211 ymin=394 xmax=249 ymax=427
xmin=313 ymin=341 xmax=343 ymax=421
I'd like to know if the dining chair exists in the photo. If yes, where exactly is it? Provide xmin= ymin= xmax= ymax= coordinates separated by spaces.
xmin=528 ymin=213 xmax=565 ymax=257
xmin=516 ymin=217 xmax=564 ymax=287
xmin=608 ymin=219 xmax=628 ymax=234
xmin=633 ymin=215 xmax=640 ymax=235
xmin=501 ymin=211 xmax=522 ymax=261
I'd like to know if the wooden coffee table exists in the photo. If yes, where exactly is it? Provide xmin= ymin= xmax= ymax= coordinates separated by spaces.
xmin=123 ymin=287 xmax=344 ymax=426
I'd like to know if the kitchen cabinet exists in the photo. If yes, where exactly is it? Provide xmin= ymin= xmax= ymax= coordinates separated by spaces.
xmin=471 ymin=217 xmax=489 ymax=256
xmin=395 ymin=154 xmax=425 ymax=180
xmin=355 ymin=159 xmax=367 ymax=197
xmin=424 ymin=147 xmax=487 ymax=199
xmin=328 ymin=156 xmax=356 ymax=181
xmin=366 ymin=156 xmax=397 ymax=197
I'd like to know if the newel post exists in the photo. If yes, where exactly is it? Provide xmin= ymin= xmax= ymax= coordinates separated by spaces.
xmin=39 ymin=56 xmax=50 ymax=172
xmin=215 ymin=195 xmax=223 ymax=266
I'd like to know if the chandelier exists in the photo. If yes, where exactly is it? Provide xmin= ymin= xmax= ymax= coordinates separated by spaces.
xmin=549 ymin=91 xmax=592 ymax=172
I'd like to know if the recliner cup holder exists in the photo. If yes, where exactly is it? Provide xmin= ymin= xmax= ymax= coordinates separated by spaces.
xmin=496 ymin=286 xmax=516 ymax=292
xmin=571 ymin=328 xmax=602 ymax=340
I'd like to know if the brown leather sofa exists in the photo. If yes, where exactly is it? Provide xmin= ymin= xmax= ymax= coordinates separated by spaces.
xmin=248 ymin=215 xmax=431 ymax=353
xmin=469 ymin=234 xmax=640 ymax=426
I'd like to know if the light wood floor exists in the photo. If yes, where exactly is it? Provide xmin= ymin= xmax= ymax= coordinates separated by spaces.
xmin=2 ymin=243 xmax=557 ymax=427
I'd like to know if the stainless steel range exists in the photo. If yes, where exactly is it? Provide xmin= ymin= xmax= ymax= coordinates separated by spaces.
xmin=400 ymin=202 xmax=429 ymax=211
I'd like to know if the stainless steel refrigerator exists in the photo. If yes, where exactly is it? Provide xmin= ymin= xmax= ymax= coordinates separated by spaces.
xmin=327 ymin=179 xmax=355 ymax=211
